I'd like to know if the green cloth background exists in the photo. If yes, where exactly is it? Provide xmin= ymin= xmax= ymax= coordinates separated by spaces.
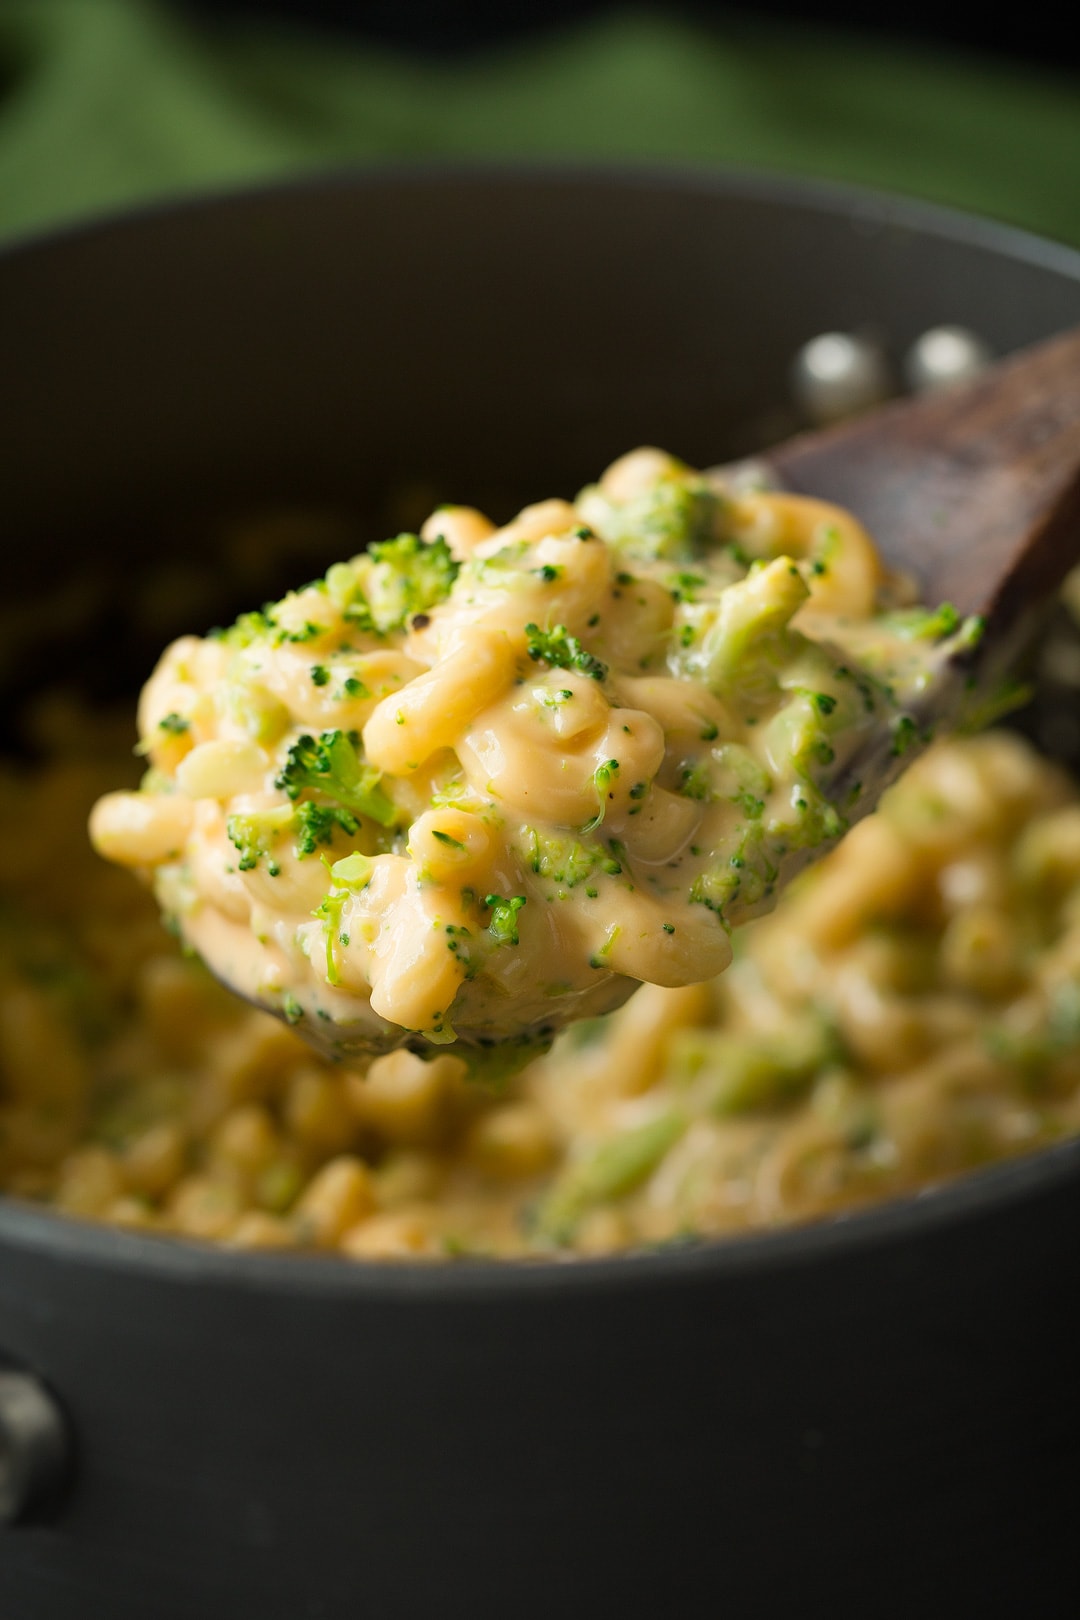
xmin=2 ymin=0 xmax=1080 ymax=247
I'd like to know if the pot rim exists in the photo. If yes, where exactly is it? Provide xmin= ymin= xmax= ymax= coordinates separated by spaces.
xmin=4 ymin=159 xmax=1080 ymax=1296
xmin=4 ymin=1134 xmax=1080 ymax=1298
xmin=2 ymin=156 xmax=1080 ymax=282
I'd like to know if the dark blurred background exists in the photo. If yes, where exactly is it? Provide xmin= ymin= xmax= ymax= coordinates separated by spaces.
xmin=2 ymin=0 xmax=1079 ymax=251
xmin=2 ymin=0 xmax=1079 ymax=739
xmin=184 ymin=0 xmax=1079 ymax=71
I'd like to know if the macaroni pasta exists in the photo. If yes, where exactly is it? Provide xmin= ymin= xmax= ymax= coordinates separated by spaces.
xmin=88 ymin=450 xmax=977 ymax=1060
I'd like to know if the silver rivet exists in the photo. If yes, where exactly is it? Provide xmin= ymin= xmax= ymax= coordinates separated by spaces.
xmin=791 ymin=332 xmax=893 ymax=425
xmin=904 ymin=326 xmax=993 ymax=393
xmin=703 ymin=458 xmax=783 ymax=495
xmin=0 ymin=1370 xmax=71 ymax=1524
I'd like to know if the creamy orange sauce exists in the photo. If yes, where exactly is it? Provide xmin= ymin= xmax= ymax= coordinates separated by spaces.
xmin=89 ymin=449 xmax=974 ymax=1061
xmin=4 ymin=726 xmax=1080 ymax=1258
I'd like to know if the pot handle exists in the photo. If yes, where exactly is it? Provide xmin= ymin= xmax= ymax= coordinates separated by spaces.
xmin=0 ymin=1367 xmax=72 ymax=1524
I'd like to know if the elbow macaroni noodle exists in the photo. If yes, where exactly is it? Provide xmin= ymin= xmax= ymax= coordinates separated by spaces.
xmin=4 ymin=723 xmax=1080 ymax=1258
xmin=5 ymin=473 xmax=1079 ymax=1262
xmin=87 ymin=449 xmax=978 ymax=1060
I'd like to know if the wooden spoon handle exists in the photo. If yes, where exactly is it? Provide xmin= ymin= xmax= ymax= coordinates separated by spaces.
xmin=769 ymin=326 xmax=1080 ymax=629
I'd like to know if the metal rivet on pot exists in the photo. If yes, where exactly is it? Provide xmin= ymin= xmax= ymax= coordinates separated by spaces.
xmin=791 ymin=331 xmax=893 ymax=425
xmin=0 ymin=1370 xmax=71 ymax=1524
xmin=703 ymin=457 xmax=784 ymax=495
xmin=904 ymin=325 xmax=993 ymax=394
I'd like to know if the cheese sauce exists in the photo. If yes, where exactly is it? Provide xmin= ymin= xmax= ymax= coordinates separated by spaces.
xmin=3 ymin=725 xmax=1080 ymax=1258
xmin=88 ymin=449 xmax=978 ymax=1059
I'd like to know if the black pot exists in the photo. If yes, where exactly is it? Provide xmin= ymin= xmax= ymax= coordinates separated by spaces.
xmin=3 ymin=168 xmax=1080 ymax=1620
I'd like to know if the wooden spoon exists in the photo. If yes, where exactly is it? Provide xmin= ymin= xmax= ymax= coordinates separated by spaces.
xmin=268 ymin=328 xmax=1080 ymax=1065
xmin=710 ymin=323 xmax=1080 ymax=914
xmin=768 ymin=324 xmax=1080 ymax=653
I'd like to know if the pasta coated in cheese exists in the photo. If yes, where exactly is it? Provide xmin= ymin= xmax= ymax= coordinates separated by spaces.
xmin=89 ymin=450 xmax=979 ymax=1060
xmin=6 ymin=725 xmax=1080 ymax=1260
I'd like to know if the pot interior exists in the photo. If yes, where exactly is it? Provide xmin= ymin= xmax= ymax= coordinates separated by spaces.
xmin=3 ymin=169 xmax=1080 ymax=738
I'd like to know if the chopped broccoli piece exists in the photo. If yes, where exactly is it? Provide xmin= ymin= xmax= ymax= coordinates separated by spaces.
xmin=667 ymin=570 xmax=707 ymax=603
xmin=674 ymin=1014 xmax=842 ymax=1114
xmin=158 ymin=712 xmax=190 ymax=735
xmin=957 ymin=675 xmax=1034 ymax=734
xmin=583 ymin=758 xmax=620 ymax=832
xmin=689 ymin=843 xmax=773 ymax=919
xmin=580 ymin=471 xmax=724 ymax=561
xmin=313 ymin=855 xmax=375 ymax=986
xmin=218 ymin=678 xmax=291 ymax=746
xmin=312 ymin=886 xmax=348 ymax=986
xmin=226 ymin=800 xmax=359 ymax=872
xmin=210 ymin=607 xmax=277 ymax=648
xmin=710 ymin=742 xmax=772 ymax=813
xmin=485 ymin=893 xmax=526 ymax=946
xmin=524 ymin=623 xmax=607 ymax=682
xmin=536 ymin=1112 xmax=686 ymax=1243
xmin=358 ymin=533 xmax=460 ymax=633
xmin=310 ymin=664 xmax=330 ymax=687
xmin=762 ymin=686 xmax=849 ymax=785
xmin=537 ymin=687 xmax=576 ymax=711
xmin=677 ymin=760 xmax=713 ymax=802
xmin=696 ymin=557 xmax=810 ymax=698
xmin=523 ymin=828 xmax=622 ymax=889
xmin=686 ymin=788 xmax=848 ymax=919
xmin=294 ymin=801 xmax=359 ymax=856
xmin=330 ymin=851 xmax=375 ymax=888
xmin=226 ymin=805 xmax=295 ymax=874
xmin=879 ymin=603 xmax=962 ymax=641
xmin=889 ymin=714 xmax=920 ymax=757
xmin=212 ymin=605 xmax=328 ymax=649
xmin=280 ymin=991 xmax=304 ymax=1025
xmin=444 ymin=922 xmax=478 ymax=978
xmin=1049 ymin=981 xmax=1080 ymax=1048
xmin=431 ymin=829 xmax=466 ymax=850
xmin=275 ymin=729 xmax=397 ymax=826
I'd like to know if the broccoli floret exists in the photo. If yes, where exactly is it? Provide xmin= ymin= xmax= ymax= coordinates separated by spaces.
xmin=294 ymin=801 xmax=360 ymax=855
xmin=210 ymin=607 xmax=277 ymax=648
xmin=211 ymin=605 xmax=327 ymax=649
xmin=579 ymin=471 xmax=724 ymax=562
xmin=524 ymin=623 xmax=607 ymax=682
xmin=274 ymin=729 xmax=397 ymax=827
xmin=355 ymin=533 xmax=460 ymax=633
xmin=226 ymin=800 xmax=360 ymax=873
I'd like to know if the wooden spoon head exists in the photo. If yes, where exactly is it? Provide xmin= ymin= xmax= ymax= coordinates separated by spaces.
xmin=768 ymin=326 xmax=1080 ymax=633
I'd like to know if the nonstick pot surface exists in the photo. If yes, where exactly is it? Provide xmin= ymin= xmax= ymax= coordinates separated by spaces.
xmin=2 ymin=167 xmax=1080 ymax=1620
